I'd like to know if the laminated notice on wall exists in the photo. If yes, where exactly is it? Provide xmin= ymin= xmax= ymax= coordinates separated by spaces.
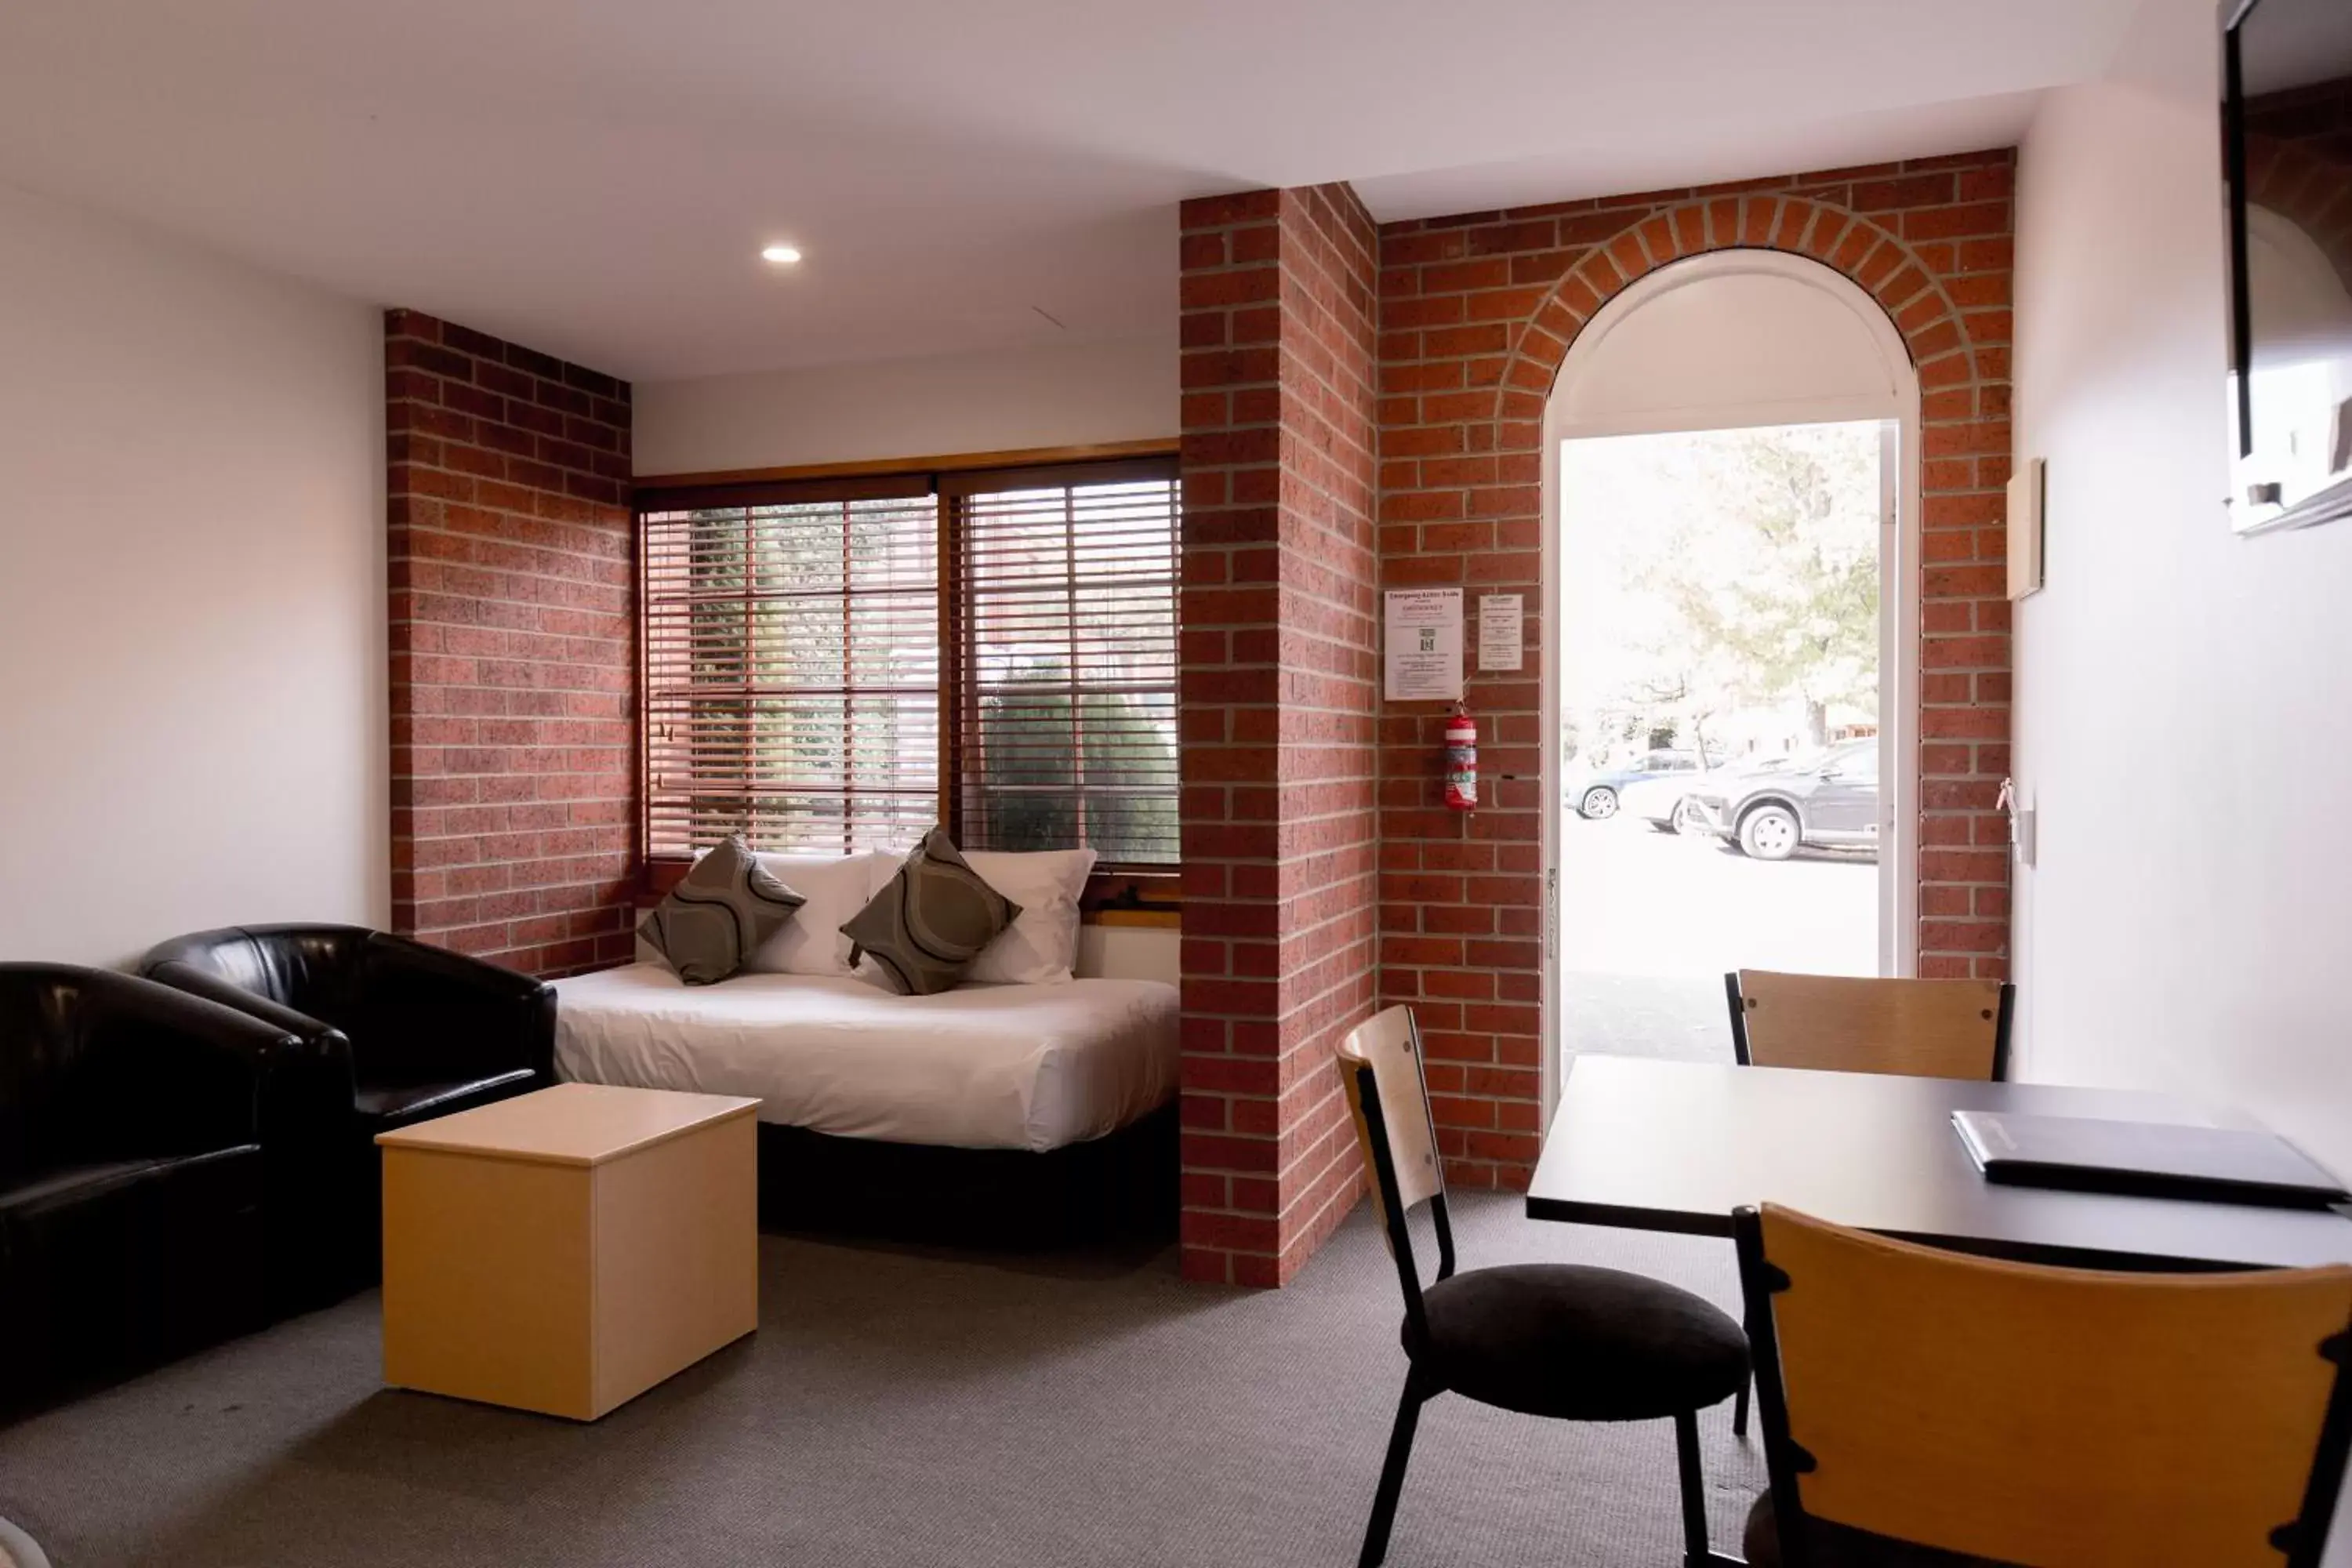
xmin=1478 ymin=593 xmax=1523 ymax=673
xmin=1384 ymin=588 xmax=1464 ymax=702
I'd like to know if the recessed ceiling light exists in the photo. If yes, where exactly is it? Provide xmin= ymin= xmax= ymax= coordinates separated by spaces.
xmin=760 ymin=245 xmax=804 ymax=266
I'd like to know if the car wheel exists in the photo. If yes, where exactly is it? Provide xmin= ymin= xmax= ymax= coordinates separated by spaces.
xmin=1738 ymin=803 xmax=1801 ymax=862
xmin=1668 ymin=797 xmax=1696 ymax=834
xmin=1579 ymin=786 xmax=1619 ymax=820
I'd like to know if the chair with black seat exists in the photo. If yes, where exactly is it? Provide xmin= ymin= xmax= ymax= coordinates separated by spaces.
xmin=1339 ymin=1006 xmax=1750 ymax=1567
xmin=142 ymin=924 xmax=554 ymax=1297
xmin=0 ymin=964 xmax=305 ymax=1407
xmin=1733 ymin=1201 xmax=2352 ymax=1568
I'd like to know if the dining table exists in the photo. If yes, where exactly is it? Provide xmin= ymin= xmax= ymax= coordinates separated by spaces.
xmin=1525 ymin=1054 xmax=2352 ymax=1271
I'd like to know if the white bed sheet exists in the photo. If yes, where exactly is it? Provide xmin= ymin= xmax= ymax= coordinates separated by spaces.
xmin=553 ymin=964 xmax=1179 ymax=1153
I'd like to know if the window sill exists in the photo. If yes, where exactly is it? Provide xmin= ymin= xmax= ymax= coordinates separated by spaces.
xmin=1080 ymin=870 xmax=1181 ymax=928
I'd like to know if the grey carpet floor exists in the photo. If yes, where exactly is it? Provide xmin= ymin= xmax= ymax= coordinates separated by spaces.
xmin=0 ymin=1195 xmax=1763 ymax=1566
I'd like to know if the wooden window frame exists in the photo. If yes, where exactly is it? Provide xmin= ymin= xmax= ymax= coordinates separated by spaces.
xmin=635 ymin=441 xmax=1182 ymax=926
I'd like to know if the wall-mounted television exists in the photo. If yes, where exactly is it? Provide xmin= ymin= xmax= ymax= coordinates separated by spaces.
xmin=2223 ymin=0 xmax=2352 ymax=534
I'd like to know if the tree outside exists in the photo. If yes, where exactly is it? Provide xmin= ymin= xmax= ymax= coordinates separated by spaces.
xmin=959 ymin=478 xmax=1181 ymax=866
xmin=1557 ymin=420 xmax=1886 ymax=1067
xmin=970 ymin=659 xmax=1178 ymax=863
xmin=1563 ymin=420 xmax=1881 ymax=771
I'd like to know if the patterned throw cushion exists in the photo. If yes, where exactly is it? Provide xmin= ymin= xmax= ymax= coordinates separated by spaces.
xmin=637 ymin=835 xmax=807 ymax=985
xmin=841 ymin=828 xmax=1022 ymax=996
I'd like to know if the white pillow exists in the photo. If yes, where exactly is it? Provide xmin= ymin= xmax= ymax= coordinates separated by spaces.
xmin=963 ymin=848 xmax=1097 ymax=985
xmin=742 ymin=851 xmax=895 ymax=976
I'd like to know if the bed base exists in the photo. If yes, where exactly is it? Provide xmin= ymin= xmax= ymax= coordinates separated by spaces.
xmin=754 ymin=1103 xmax=1178 ymax=1249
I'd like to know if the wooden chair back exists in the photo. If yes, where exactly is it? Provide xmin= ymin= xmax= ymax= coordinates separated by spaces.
xmin=1736 ymin=1203 xmax=2352 ymax=1568
xmin=1727 ymin=969 xmax=2013 ymax=1080
xmin=1338 ymin=1007 xmax=1455 ymax=1339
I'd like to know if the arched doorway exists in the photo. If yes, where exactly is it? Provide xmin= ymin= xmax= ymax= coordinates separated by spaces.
xmin=1538 ymin=249 xmax=1924 ymax=1109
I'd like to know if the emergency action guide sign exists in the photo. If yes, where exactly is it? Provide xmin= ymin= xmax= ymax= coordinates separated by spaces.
xmin=1383 ymin=588 xmax=1464 ymax=702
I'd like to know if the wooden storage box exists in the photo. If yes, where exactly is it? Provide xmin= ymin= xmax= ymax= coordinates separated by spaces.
xmin=377 ymin=1083 xmax=759 ymax=1420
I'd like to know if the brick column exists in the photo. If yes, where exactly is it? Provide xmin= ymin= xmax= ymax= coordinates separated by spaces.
xmin=1178 ymin=185 xmax=1382 ymax=1287
xmin=386 ymin=310 xmax=638 ymax=978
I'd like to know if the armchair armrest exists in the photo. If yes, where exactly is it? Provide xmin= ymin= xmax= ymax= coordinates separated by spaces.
xmin=358 ymin=934 xmax=556 ymax=1083
xmin=142 ymin=959 xmax=361 ymax=1130
xmin=75 ymin=972 xmax=307 ymax=1158
xmin=143 ymin=958 xmax=343 ymax=1051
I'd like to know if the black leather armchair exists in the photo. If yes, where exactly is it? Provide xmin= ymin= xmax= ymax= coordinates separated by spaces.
xmin=0 ymin=964 xmax=299 ymax=1407
xmin=141 ymin=924 xmax=555 ymax=1295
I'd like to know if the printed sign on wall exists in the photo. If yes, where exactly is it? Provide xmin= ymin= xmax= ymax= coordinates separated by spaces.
xmin=1478 ymin=593 xmax=1523 ymax=673
xmin=1384 ymin=588 xmax=1464 ymax=701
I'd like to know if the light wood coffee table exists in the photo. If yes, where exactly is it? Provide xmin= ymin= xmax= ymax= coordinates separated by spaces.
xmin=377 ymin=1082 xmax=759 ymax=1421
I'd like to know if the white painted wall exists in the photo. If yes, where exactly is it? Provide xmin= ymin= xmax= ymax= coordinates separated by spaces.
xmin=2016 ymin=29 xmax=2352 ymax=1531
xmin=0 ymin=180 xmax=385 ymax=967
xmin=633 ymin=332 xmax=1177 ymax=476
xmin=2013 ymin=0 xmax=2352 ymax=1179
xmin=1076 ymin=924 xmax=1179 ymax=985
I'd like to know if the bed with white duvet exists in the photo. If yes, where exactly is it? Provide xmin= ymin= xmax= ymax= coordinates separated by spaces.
xmin=553 ymin=964 xmax=1178 ymax=1153
xmin=550 ymin=843 xmax=1179 ymax=1169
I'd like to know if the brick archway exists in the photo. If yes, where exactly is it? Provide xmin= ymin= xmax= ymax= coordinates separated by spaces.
xmin=1508 ymin=194 xmax=1979 ymax=405
xmin=1369 ymin=157 xmax=2016 ymax=1197
xmin=1517 ymin=195 xmax=1998 ymax=995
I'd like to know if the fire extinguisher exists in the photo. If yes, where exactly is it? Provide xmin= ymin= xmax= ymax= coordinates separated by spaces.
xmin=1444 ymin=702 xmax=1478 ymax=811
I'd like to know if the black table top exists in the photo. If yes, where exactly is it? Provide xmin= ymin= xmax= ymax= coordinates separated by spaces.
xmin=1525 ymin=1055 xmax=2352 ymax=1271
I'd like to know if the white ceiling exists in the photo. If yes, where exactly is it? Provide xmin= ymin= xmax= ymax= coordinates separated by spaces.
xmin=0 ymin=0 xmax=2147 ymax=383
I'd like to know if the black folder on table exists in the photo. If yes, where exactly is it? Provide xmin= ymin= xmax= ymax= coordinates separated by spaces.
xmin=1951 ymin=1109 xmax=2350 ymax=1210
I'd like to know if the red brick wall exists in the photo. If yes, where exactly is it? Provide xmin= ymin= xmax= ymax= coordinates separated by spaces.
xmin=1379 ymin=152 xmax=2016 ymax=1192
xmin=385 ymin=310 xmax=638 ymax=978
xmin=1178 ymin=184 xmax=1383 ymax=1286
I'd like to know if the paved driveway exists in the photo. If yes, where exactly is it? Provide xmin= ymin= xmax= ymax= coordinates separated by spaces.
xmin=1559 ymin=814 xmax=1876 ymax=1063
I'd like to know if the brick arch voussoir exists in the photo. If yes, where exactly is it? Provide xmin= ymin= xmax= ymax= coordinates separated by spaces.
xmin=1503 ymin=193 xmax=1976 ymax=419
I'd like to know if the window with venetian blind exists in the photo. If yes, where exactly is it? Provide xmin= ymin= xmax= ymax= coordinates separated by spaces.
xmin=638 ymin=456 xmax=1179 ymax=869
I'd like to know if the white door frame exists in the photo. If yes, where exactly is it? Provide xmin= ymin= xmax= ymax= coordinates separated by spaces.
xmin=1537 ymin=250 xmax=1924 ymax=1123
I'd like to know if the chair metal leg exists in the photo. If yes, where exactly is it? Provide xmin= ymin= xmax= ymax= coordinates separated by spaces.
xmin=1733 ymin=1375 xmax=1751 ymax=1439
xmin=1359 ymin=1376 xmax=1429 ymax=1568
xmin=1674 ymin=1408 xmax=1711 ymax=1567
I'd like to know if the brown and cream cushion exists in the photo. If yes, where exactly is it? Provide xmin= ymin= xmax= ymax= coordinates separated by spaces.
xmin=637 ymin=835 xmax=806 ymax=985
xmin=843 ymin=828 xmax=1021 ymax=996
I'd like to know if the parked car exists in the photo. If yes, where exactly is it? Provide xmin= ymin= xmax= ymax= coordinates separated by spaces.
xmin=1617 ymin=765 xmax=1710 ymax=833
xmin=1688 ymin=739 xmax=1880 ymax=860
xmin=1567 ymin=749 xmax=1707 ymax=821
